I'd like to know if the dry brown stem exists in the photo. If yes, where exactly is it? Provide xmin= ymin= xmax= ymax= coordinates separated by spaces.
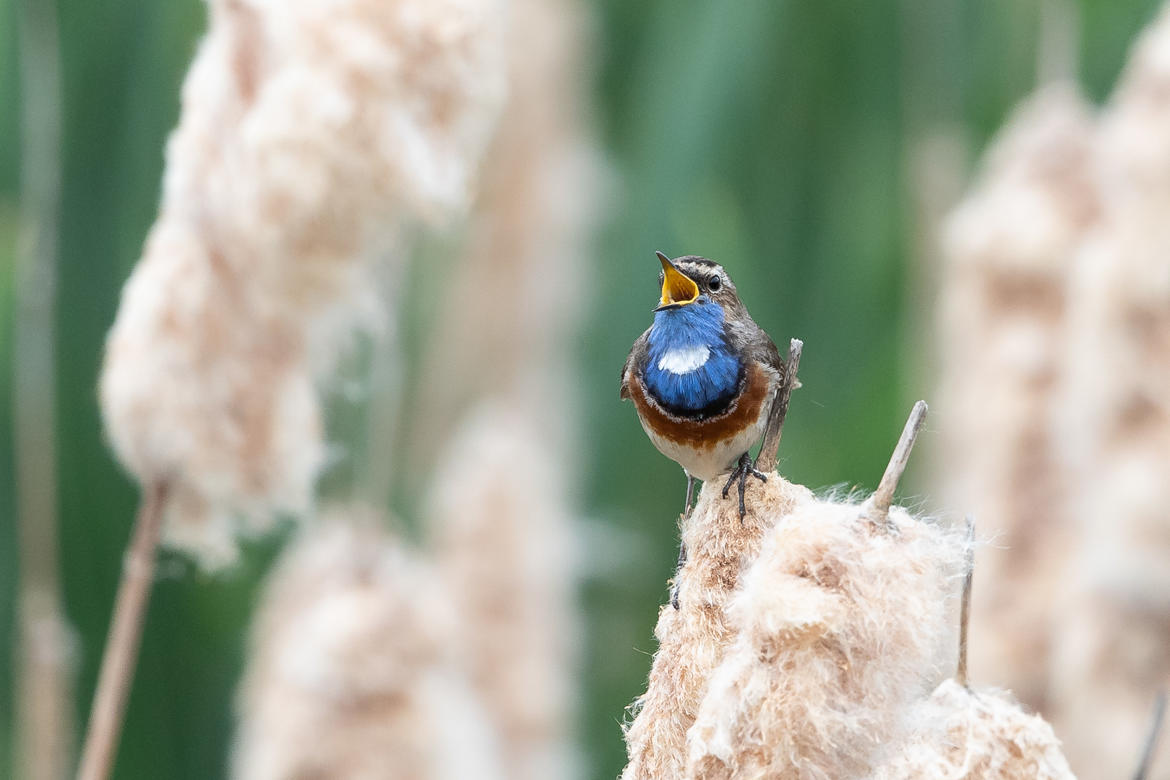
xmin=754 ymin=338 xmax=803 ymax=474
xmin=864 ymin=400 xmax=928 ymax=527
xmin=957 ymin=515 xmax=975 ymax=689
xmin=77 ymin=482 xmax=169 ymax=780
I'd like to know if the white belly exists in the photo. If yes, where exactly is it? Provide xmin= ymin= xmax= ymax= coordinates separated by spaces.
xmin=639 ymin=410 xmax=770 ymax=482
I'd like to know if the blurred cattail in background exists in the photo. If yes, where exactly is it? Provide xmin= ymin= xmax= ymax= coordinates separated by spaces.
xmin=85 ymin=0 xmax=508 ymax=775
xmin=409 ymin=0 xmax=601 ymax=465
xmin=934 ymin=82 xmax=1099 ymax=712
xmin=416 ymin=1 xmax=600 ymax=776
xmin=427 ymin=405 xmax=580 ymax=780
xmin=232 ymin=513 xmax=505 ymax=780
xmin=931 ymin=5 xmax=1170 ymax=778
xmin=99 ymin=0 xmax=506 ymax=566
xmin=1048 ymin=7 xmax=1170 ymax=777
xmin=233 ymin=0 xmax=599 ymax=777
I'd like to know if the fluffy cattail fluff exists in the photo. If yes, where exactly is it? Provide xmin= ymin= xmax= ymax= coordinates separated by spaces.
xmin=162 ymin=0 xmax=506 ymax=314
xmin=684 ymin=500 xmax=967 ymax=780
xmin=621 ymin=477 xmax=815 ymax=780
xmin=874 ymin=680 xmax=1075 ymax=779
xmin=427 ymin=403 xmax=580 ymax=780
xmin=100 ymin=220 xmax=321 ymax=565
xmin=232 ymin=513 xmax=505 ymax=780
xmin=100 ymin=0 xmax=505 ymax=566
xmin=1047 ymin=9 xmax=1170 ymax=778
xmin=934 ymin=83 xmax=1098 ymax=709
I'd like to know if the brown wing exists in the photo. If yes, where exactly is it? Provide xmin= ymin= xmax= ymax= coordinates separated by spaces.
xmin=620 ymin=329 xmax=651 ymax=400
xmin=738 ymin=319 xmax=785 ymax=378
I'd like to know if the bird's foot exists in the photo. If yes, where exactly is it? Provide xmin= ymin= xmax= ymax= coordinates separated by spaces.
xmin=721 ymin=452 xmax=768 ymax=521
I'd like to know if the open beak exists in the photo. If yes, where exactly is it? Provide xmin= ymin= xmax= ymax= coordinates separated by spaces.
xmin=654 ymin=251 xmax=700 ymax=311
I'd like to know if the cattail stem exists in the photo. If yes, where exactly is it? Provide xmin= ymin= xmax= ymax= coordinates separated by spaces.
xmin=956 ymin=515 xmax=975 ymax=688
xmin=1133 ymin=691 xmax=1167 ymax=780
xmin=866 ymin=400 xmax=928 ymax=526
xmin=77 ymin=482 xmax=169 ymax=780
xmin=755 ymin=338 xmax=803 ymax=474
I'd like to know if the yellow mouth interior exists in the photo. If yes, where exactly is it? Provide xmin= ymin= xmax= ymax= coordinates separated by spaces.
xmin=658 ymin=254 xmax=700 ymax=307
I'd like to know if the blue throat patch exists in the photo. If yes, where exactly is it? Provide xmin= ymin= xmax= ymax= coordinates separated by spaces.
xmin=645 ymin=297 xmax=741 ymax=414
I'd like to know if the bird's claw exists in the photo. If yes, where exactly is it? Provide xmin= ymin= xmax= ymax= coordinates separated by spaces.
xmin=721 ymin=452 xmax=768 ymax=521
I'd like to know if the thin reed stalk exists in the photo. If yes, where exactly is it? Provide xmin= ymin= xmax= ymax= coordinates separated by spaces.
xmin=76 ymin=483 xmax=168 ymax=780
xmin=754 ymin=338 xmax=802 ymax=474
xmin=864 ymin=400 xmax=928 ymax=527
xmin=956 ymin=516 xmax=975 ymax=688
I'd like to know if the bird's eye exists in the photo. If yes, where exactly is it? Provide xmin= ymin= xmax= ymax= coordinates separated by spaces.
xmin=708 ymin=275 xmax=722 ymax=292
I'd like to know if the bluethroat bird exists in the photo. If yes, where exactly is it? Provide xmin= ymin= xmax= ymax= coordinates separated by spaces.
xmin=621 ymin=252 xmax=786 ymax=522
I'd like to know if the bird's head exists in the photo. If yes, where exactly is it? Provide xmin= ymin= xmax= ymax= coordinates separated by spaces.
xmin=653 ymin=251 xmax=744 ymax=317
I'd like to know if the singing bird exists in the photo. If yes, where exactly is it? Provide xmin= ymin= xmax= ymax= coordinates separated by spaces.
xmin=621 ymin=252 xmax=786 ymax=520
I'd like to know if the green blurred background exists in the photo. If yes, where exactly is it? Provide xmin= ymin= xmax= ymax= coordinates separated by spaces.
xmin=0 ymin=0 xmax=1161 ymax=778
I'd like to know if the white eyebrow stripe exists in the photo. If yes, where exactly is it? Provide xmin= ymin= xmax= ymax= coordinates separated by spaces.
xmin=657 ymin=344 xmax=711 ymax=374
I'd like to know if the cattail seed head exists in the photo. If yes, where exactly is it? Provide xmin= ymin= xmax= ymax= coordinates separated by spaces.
xmin=685 ymin=501 xmax=968 ymax=780
xmin=620 ymin=477 xmax=815 ymax=780
xmin=100 ymin=0 xmax=506 ymax=566
xmin=934 ymin=83 xmax=1099 ymax=709
xmin=100 ymin=220 xmax=321 ymax=567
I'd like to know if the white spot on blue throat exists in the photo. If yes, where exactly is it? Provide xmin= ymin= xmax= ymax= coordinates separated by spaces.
xmin=657 ymin=344 xmax=711 ymax=374
xmin=644 ymin=297 xmax=742 ymax=412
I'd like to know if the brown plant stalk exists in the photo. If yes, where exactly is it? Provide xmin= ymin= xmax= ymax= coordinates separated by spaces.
xmin=76 ymin=483 xmax=169 ymax=780
xmin=864 ymin=400 xmax=928 ymax=527
xmin=754 ymin=338 xmax=802 ymax=474
xmin=957 ymin=515 xmax=976 ymax=689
